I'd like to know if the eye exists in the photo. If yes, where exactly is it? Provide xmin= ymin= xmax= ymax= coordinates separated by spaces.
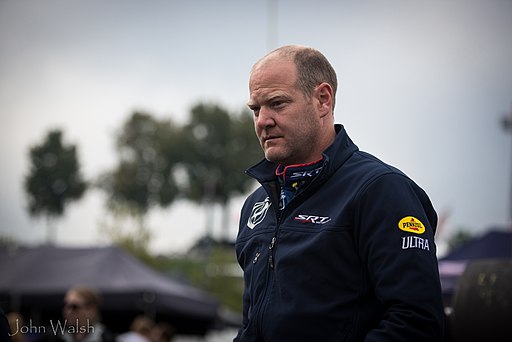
xmin=248 ymin=105 xmax=260 ymax=117
xmin=270 ymin=100 xmax=285 ymax=109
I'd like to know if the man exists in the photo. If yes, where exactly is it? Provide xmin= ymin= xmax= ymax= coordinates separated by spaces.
xmin=234 ymin=45 xmax=444 ymax=341
xmin=37 ymin=286 xmax=116 ymax=342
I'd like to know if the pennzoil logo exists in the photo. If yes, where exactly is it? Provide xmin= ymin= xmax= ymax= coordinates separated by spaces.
xmin=398 ymin=216 xmax=425 ymax=234
xmin=247 ymin=197 xmax=271 ymax=229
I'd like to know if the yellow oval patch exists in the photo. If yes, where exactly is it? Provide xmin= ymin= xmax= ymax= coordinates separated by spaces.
xmin=398 ymin=216 xmax=425 ymax=234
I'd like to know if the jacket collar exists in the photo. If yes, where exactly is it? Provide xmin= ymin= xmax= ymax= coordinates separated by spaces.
xmin=246 ymin=124 xmax=359 ymax=183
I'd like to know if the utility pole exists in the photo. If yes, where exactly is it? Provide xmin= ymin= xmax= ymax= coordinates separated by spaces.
xmin=501 ymin=104 xmax=512 ymax=226
xmin=267 ymin=0 xmax=278 ymax=51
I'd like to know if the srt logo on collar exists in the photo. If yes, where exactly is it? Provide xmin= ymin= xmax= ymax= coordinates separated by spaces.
xmin=247 ymin=197 xmax=271 ymax=229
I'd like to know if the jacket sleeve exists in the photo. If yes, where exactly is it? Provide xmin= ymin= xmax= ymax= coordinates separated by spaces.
xmin=233 ymin=279 xmax=251 ymax=341
xmin=233 ymin=199 xmax=255 ymax=342
xmin=355 ymin=172 xmax=445 ymax=342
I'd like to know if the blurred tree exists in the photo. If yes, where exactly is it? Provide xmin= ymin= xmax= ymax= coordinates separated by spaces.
xmin=0 ymin=235 xmax=19 ymax=249
xmin=165 ymin=236 xmax=244 ymax=314
xmin=98 ymin=112 xmax=184 ymax=252
xmin=98 ymin=202 xmax=157 ymax=268
xmin=98 ymin=112 xmax=183 ymax=256
xmin=97 ymin=107 xmax=257 ymax=316
xmin=100 ymin=106 xmax=261 ymax=254
xmin=180 ymin=103 xmax=262 ymax=239
xmin=446 ymin=228 xmax=474 ymax=252
xmin=99 ymin=112 xmax=182 ymax=215
xmin=24 ymin=129 xmax=87 ymax=243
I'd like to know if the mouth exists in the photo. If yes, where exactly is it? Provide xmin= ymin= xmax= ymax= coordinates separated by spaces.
xmin=262 ymin=135 xmax=281 ymax=144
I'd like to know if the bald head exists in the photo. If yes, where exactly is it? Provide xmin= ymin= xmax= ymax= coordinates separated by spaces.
xmin=252 ymin=45 xmax=338 ymax=111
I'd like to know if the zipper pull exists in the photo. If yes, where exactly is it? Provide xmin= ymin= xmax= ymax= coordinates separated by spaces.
xmin=253 ymin=251 xmax=261 ymax=264
xmin=268 ymin=237 xmax=277 ymax=268
xmin=269 ymin=236 xmax=276 ymax=250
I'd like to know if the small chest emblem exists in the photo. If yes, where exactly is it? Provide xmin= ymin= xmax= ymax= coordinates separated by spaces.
xmin=247 ymin=197 xmax=271 ymax=229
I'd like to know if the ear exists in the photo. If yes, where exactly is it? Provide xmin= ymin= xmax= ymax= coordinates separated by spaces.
xmin=314 ymin=83 xmax=333 ymax=118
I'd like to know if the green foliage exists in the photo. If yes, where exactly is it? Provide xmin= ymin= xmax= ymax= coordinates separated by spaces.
xmin=21 ymin=103 xmax=258 ymax=313
xmin=98 ymin=202 xmax=159 ymax=268
xmin=131 ymin=241 xmax=244 ymax=314
xmin=226 ymin=109 xmax=264 ymax=198
xmin=24 ymin=129 xmax=87 ymax=218
xmin=0 ymin=235 xmax=19 ymax=249
xmin=95 ymin=103 xmax=260 ymax=314
xmin=180 ymin=104 xmax=262 ymax=205
xmin=99 ymin=104 xmax=262 ymax=239
xmin=447 ymin=228 xmax=474 ymax=252
xmin=202 ymin=245 xmax=244 ymax=313
xmin=99 ymin=112 xmax=182 ymax=214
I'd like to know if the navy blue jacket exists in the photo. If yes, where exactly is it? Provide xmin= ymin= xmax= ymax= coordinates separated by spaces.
xmin=235 ymin=125 xmax=444 ymax=341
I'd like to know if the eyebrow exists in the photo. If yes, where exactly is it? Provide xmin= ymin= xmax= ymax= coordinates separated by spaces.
xmin=247 ymin=92 xmax=289 ymax=108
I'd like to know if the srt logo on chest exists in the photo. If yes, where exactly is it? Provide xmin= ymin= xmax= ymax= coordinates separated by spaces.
xmin=294 ymin=214 xmax=331 ymax=224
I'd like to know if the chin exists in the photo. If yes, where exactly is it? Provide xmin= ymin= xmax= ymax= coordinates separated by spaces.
xmin=264 ymin=152 xmax=285 ymax=164
xmin=263 ymin=152 xmax=278 ymax=163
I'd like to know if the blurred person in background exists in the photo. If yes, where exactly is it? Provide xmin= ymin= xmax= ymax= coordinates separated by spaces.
xmin=6 ymin=312 xmax=24 ymax=342
xmin=116 ymin=315 xmax=153 ymax=342
xmin=36 ymin=285 xmax=116 ymax=342
xmin=149 ymin=323 xmax=175 ymax=342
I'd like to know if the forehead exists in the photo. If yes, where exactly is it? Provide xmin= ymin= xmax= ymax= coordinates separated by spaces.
xmin=65 ymin=291 xmax=82 ymax=300
xmin=249 ymin=59 xmax=298 ymax=98
xmin=65 ymin=290 xmax=84 ymax=303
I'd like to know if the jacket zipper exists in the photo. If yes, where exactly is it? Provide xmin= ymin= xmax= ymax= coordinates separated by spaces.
xmin=254 ymin=233 xmax=278 ymax=341
xmin=255 ymin=206 xmax=283 ymax=340
xmin=252 ymin=164 xmax=327 ymax=339
xmin=268 ymin=236 xmax=276 ymax=268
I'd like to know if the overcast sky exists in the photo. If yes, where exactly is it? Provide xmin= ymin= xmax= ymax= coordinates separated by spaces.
xmin=1 ymin=0 xmax=511 ymax=256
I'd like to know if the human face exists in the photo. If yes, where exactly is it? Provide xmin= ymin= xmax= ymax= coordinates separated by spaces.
xmin=63 ymin=290 xmax=96 ymax=327
xmin=248 ymin=59 xmax=324 ymax=165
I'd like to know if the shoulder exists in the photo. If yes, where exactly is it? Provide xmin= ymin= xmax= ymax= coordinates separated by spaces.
xmin=351 ymin=150 xmax=405 ymax=176
xmin=330 ymin=149 xmax=410 ymax=196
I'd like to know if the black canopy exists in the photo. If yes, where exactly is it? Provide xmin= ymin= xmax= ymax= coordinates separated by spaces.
xmin=440 ymin=229 xmax=512 ymax=261
xmin=438 ymin=228 xmax=512 ymax=306
xmin=0 ymin=245 xmax=220 ymax=335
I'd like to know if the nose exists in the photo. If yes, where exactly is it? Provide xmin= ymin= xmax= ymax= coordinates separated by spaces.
xmin=255 ymin=106 xmax=275 ymax=130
